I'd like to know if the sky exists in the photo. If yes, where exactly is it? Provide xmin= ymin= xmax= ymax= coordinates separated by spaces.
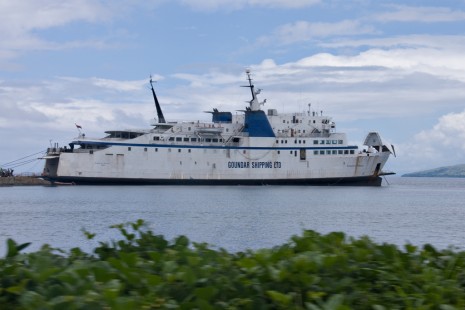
xmin=1 ymin=0 xmax=465 ymax=175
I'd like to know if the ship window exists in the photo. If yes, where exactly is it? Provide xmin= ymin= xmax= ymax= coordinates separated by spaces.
xmin=326 ymin=140 xmax=331 ymax=144
xmin=144 ymin=148 xmax=147 ymax=152
xmin=188 ymin=149 xmax=191 ymax=153
xmin=285 ymin=140 xmax=288 ymax=144
xmin=168 ymin=148 xmax=171 ymax=152
xmin=169 ymin=137 xmax=174 ymax=141
xmin=303 ymin=140 xmax=306 ymax=144
xmin=233 ymin=137 xmax=240 ymax=143
xmin=188 ymin=127 xmax=191 ymax=131
xmin=290 ymin=151 xmax=293 ymax=155
xmin=212 ymin=138 xmax=218 ymax=143
xmin=338 ymin=150 xmax=343 ymax=154
xmin=206 ymin=138 xmax=212 ymax=142
xmin=191 ymin=138 xmax=197 ymax=142
xmin=326 ymin=150 xmax=331 ymax=155
xmin=332 ymin=140 xmax=337 ymax=144
xmin=243 ymin=150 xmax=246 ymax=154
xmin=153 ymin=136 xmax=160 ymax=141
xmin=300 ymin=149 xmax=306 ymax=160
xmin=294 ymin=140 xmax=297 ymax=144
xmin=344 ymin=150 xmax=349 ymax=154
xmin=294 ymin=151 xmax=297 ymax=157
xmin=283 ymin=120 xmax=285 ymax=123
xmin=313 ymin=140 xmax=318 ymax=145
xmin=90 ymin=150 xmax=93 ymax=154
xmin=178 ymin=149 xmax=181 ymax=153
xmin=314 ymin=150 xmax=318 ymax=155
xmin=320 ymin=150 xmax=325 ymax=155
xmin=277 ymin=150 xmax=280 ymax=154
xmin=276 ymin=140 xmax=279 ymax=144
xmin=128 ymin=147 xmax=131 ymax=151
xmin=338 ymin=140 xmax=343 ymax=144
xmin=155 ymin=148 xmax=158 ymax=152
xmin=332 ymin=150 xmax=337 ymax=154
xmin=350 ymin=150 xmax=355 ymax=154
xmin=320 ymin=140 xmax=325 ymax=144
xmin=226 ymin=128 xmax=229 ymax=132
xmin=184 ymin=138 xmax=189 ymax=142
xmin=176 ymin=137 xmax=182 ymax=142
xmin=220 ymin=139 xmax=223 ymax=142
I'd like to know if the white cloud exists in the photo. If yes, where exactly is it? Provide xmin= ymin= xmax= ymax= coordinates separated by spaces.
xmin=0 ymin=0 xmax=134 ymax=69
xmin=397 ymin=110 xmax=465 ymax=172
xmin=416 ymin=112 xmax=465 ymax=150
xmin=375 ymin=5 xmax=465 ymax=23
xmin=257 ymin=20 xmax=376 ymax=46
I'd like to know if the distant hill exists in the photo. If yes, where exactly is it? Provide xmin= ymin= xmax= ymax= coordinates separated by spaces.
xmin=402 ymin=164 xmax=465 ymax=178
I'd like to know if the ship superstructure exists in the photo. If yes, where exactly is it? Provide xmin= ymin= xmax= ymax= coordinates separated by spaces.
xmin=42 ymin=70 xmax=395 ymax=186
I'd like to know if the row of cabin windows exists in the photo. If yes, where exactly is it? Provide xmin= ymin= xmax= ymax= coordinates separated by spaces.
xmin=314 ymin=140 xmax=343 ymax=145
xmin=277 ymin=139 xmax=343 ymax=145
xmin=153 ymin=136 xmax=224 ymax=143
xmin=128 ymin=147 xmax=354 ymax=156
xmin=314 ymin=149 xmax=355 ymax=155
xmin=281 ymin=120 xmax=325 ymax=125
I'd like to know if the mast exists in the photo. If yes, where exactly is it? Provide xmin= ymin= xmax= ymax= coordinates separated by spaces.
xmin=241 ymin=69 xmax=263 ymax=111
xmin=150 ymin=76 xmax=166 ymax=123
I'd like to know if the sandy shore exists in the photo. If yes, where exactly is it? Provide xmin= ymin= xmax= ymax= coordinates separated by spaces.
xmin=0 ymin=176 xmax=51 ymax=186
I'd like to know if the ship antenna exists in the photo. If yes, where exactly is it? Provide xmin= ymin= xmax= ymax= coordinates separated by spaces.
xmin=150 ymin=75 xmax=166 ymax=123
xmin=241 ymin=69 xmax=260 ymax=111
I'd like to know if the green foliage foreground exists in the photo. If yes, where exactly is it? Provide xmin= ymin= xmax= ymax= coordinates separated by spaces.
xmin=1 ymin=220 xmax=465 ymax=309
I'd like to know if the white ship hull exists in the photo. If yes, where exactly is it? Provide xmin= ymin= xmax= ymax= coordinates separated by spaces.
xmin=42 ymin=72 xmax=395 ymax=186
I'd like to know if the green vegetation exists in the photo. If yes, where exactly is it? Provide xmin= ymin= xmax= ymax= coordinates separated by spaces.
xmin=2 ymin=220 xmax=465 ymax=309
xmin=403 ymin=164 xmax=465 ymax=178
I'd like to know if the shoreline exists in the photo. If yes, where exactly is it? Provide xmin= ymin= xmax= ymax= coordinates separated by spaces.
xmin=0 ymin=176 xmax=51 ymax=186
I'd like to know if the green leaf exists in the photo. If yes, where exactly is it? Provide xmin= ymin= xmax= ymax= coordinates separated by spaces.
xmin=267 ymin=290 xmax=293 ymax=306
xmin=194 ymin=286 xmax=218 ymax=302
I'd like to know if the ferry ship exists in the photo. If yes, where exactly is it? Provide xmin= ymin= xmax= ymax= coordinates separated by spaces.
xmin=42 ymin=70 xmax=395 ymax=186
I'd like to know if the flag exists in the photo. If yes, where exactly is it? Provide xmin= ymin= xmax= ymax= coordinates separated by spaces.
xmin=75 ymin=123 xmax=82 ymax=129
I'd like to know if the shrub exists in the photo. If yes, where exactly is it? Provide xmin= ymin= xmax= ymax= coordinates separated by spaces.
xmin=1 ymin=220 xmax=465 ymax=309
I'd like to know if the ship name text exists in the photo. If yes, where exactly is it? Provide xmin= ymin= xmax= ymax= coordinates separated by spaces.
xmin=227 ymin=161 xmax=282 ymax=169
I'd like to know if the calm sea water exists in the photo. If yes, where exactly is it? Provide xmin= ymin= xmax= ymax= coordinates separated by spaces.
xmin=1 ymin=177 xmax=465 ymax=255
